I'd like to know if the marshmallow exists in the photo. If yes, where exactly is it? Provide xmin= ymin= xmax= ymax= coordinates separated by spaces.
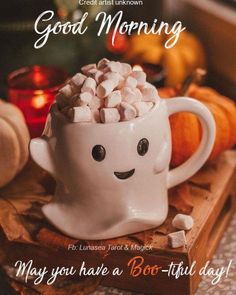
xmin=70 ymin=73 xmax=86 ymax=90
xmin=168 ymin=231 xmax=187 ymax=248
xmin=133 ymin=101 xmax=153 ymax=116
xmin=116 ymin=80 xmax=125 ymax=90
xmin=79 ymin=92 xmax=93 ymax=106
xmin=172 ymin=214 xmax=194 ymax=231
xmin=133 ymin=88 xmax=142 ymax=101
xmin=70 ymin=106 xmax=92 ymax=123
xmin=107 ymin=73 xmax=125 ymax=89
xmin=120 ymin=102 xmax=137 ymax=121
xmin=70 ymin=94 xmax=80 ymax=107
xmin=121 ymin=87 xmax=137 ymax=104
xmin=59 ymin=84 xmax=73 ymax=97
xmin=97 ymin=80 xmax=117 ymax=98
xmin=131 ymin=71 xmax=146 ymax=87
xmin=103 ymin=72 xmax=123 ymax=85
xmin=87 ymin=68 xmax=103 ymax=83
xmin=91 ymin=109 xmax=101 ymax=123
xmin=142 ymin=86 xmax=158 ymax=102
xmin=100 ymin=108 xmax=120 ymax=123
xmin=97 ymin=58 xmax=110 ymax=70
xmin=81 ymin=63 xmax=96 ymax=75
xmin=105 ymin=90 xmax=122 ymax=108
xmin=124 ymin=76 xmax=138 ymax=89
xmin=106 ymin=61 xmax=122 ymax=73
xmin=121 ymin=63 xmax=132 ymax=77
xmin=56 ymin=92 xmax=68 ymax=109
xmin=88 ymin=96 xmax=103 ymax=110
xmin=91 ymin=70 xmax=104 ymax=84
xmin=57 ymin=59 xmax=158 ymax=124
xmin=81 ymin=77 xmax=96 ymax=95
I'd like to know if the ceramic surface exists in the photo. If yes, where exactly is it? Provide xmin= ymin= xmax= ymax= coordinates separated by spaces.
xmin=30 ymin=96 xmax=216 ymax=239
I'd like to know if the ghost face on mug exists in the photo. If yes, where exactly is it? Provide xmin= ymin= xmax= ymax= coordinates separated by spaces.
xmin=55 ymin=114 xmax=170 ymax=191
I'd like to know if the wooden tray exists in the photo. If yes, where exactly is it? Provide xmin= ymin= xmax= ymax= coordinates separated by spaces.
xmin=0 ymin=151 xmax=236 ymax=295
xmin=101 ymin=152 xmax=236 ymax=295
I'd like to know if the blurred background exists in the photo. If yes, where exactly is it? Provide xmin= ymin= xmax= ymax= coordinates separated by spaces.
xmin=0 ymin=0 xmax=235 ymax=98
xmin=0 ymin=0 xmax=236 ymax=137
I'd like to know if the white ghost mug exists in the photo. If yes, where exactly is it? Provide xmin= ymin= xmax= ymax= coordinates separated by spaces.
xmin=30 ymin=96 xmax=215 ymax=240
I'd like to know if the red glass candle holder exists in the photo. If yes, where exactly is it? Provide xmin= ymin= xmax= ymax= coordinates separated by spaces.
xmin=8 ymin=65 xmax=69 ymax=138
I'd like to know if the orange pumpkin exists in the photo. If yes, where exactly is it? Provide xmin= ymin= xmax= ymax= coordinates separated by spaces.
xmin=189 ymin=85 xmax=236 ymax=148
xmin=158 ymin=86 xmax=236 ymax=167
xmin=125 ymin=31 xmax=206 ymax=87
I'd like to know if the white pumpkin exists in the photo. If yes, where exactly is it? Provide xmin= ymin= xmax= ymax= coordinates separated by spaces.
xmin=0 ymin=99 xmax=30 ymax=187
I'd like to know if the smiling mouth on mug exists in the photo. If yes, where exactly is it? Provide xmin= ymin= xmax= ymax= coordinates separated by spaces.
xmin=114 ymin=169 xmax=135 ymax=180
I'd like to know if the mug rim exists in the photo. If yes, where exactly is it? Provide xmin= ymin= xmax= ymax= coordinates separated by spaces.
xmin=50 ymin=99 xmax=161 ymax=127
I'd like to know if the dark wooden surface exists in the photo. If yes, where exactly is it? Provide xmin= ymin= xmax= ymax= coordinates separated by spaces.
xmin=0 ymin=152 xmax=235 ymax=294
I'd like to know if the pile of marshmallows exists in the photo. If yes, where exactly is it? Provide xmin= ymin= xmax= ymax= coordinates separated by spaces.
xmin=56 ymin=59 xmax=159 ymax=123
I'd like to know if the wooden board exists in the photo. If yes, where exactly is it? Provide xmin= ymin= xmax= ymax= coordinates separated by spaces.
xmin=0 ymin=151 xmax=236 ymax=295
xmin=102 ymin=152 xmax=236 ymax=294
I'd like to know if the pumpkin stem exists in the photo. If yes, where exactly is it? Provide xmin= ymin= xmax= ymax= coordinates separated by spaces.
xmin=179 ymin=68 xmax=207 ymax=96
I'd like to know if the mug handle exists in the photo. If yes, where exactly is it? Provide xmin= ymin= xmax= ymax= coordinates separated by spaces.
xmin=165 ymin=97 xmax=216 ymax=189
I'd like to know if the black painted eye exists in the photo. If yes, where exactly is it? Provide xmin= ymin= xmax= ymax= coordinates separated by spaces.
xmin=137 ymin=138 xmax=149 ymax=156
xmin=92 ymin=145 xmax=106 ymax=161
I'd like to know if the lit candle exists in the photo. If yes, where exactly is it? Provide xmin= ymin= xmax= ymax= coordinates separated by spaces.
xmin=8 ymin=66 xmax=69 ymax=138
